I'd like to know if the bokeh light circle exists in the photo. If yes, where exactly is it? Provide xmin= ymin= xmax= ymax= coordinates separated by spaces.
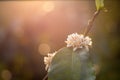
xmin=38 ymin=43 xmax=51 ymax=55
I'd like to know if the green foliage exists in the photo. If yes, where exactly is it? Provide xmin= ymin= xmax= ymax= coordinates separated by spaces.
xmin=95 ymin=0 xmax=104 ymax=11
xmin=48 ymin=47 xmax=95 ymax=80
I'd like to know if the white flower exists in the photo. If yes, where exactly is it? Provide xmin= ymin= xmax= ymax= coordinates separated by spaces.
xmin=44 ymin=52 xmax=57 ymax=70
xmin=65 ymin=33 xmax=92 ymax=51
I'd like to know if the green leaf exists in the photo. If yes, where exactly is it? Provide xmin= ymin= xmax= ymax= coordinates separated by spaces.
xmin=95 ymin=0 xmax=104 ymax=11
xmin=48 ymin=47 xmax=95 ymax=80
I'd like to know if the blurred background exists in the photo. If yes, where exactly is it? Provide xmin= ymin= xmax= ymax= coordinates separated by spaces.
xmin=0 ymin=0 xmax=119 ymax=80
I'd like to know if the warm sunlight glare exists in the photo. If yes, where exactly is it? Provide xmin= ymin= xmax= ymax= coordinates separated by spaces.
xmin=42 ymin=1 xmax=55 ymax=13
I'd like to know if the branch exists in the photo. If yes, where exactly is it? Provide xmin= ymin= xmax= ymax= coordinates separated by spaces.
xmin=43 ymin=74 xmax=48 ymax=80
xmin=84 ymin=10 xmax=100 ymax=36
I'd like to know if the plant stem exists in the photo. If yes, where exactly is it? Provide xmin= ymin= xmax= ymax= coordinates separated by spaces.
xmin=84 ymin=10 xmax=100 ymax=36
xmin=43 ymin=74 xmax=48 ymax=80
